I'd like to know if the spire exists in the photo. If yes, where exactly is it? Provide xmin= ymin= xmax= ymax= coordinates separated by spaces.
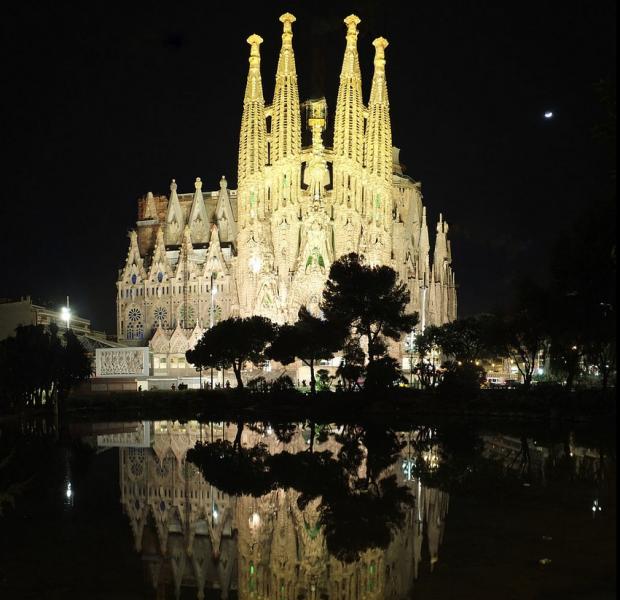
xmin=238 ymin=34 xmax=267 ymax=184
xmin=365 ymin=37 xmax=392 ymax=183
xmin=271 ymin=13 xmax=301 ymax=164
xmin=189 ymin=177 xmax=208 ymax=241
xmin=144 ymin=191 xmax=158 ymax=220
xmin=419 ymin=206 xmax=430 ymax=280
xmin=215 ymin=175 xmax=237 ymax=242
xmin=149 ymin=226 xmax=171 ymax=281
xmin=334 ymin=15 xmax=364 ymax=165
xmin=433 ymin=213 xmax=449 ymax=273
xmin=165 ymin=178 xmax=183 ymax=244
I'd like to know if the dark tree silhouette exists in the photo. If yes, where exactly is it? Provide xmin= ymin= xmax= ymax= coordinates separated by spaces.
xmin=0 ymin=324 xmax=91 ymax=412
xmin=267 ymin=306 xmax=345 ymax=395
xmin=321 ymin=253 xmax=418 ymax=368
xmin=186 ymin=316 xmax=276 ymax=389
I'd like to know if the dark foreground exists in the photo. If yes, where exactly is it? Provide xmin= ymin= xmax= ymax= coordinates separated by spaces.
xmin=60 ymin=387 xmax=616 ymax=426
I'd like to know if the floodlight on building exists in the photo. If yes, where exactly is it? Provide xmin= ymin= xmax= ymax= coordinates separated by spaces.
xmin=61 ymin=306 xmax=72 ymax=330
xmin=249 ymin=256 xmax=262 ymax=274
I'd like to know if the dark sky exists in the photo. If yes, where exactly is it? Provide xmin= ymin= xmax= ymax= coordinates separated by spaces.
xmin=1 ymin=1 xmax=616 ymax=332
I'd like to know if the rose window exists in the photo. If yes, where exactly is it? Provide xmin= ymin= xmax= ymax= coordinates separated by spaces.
xmin=128 ymin=307 xmax=142 ymax=323
xmin=153 ymin=306 xmax=168 ymax=327
xmin=179 ymin=304 xmax=196 ymax=327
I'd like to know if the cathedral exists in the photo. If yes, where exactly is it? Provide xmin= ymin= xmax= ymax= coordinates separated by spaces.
xmin=117 ymin=13 xmax=457 ymax=363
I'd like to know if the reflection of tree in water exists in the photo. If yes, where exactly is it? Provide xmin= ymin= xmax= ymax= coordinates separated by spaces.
xmin=187 ymin=422 xmax=415 ymax=563
xmin=108 ymin=420 xmax=451 ymax=598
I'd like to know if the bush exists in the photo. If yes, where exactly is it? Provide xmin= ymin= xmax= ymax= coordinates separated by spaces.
xmin=438 ymin=362 xmax=486 ymax=399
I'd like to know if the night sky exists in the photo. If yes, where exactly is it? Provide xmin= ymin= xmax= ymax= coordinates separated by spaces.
xmin=1 ymin=1 xmax=616 ymax=333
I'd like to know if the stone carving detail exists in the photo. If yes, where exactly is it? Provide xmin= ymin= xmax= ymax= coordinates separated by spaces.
xmin=97 ymin=348 xmax=148 ymax=376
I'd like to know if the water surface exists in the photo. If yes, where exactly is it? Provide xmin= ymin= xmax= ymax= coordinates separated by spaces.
xmin=0 ymin=416 xmax=615 ymax=599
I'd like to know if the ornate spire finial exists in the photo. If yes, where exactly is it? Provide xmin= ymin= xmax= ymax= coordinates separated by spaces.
xmin=194 ymin=177 xmax=202 ymax=191
xmin=373 ymin=37 xmax=389 ymax=68
xmin=344 ymin=14 xmax=361 ymax=41
xmin=220 ymin=175 xmax=227 ymax=190
xmin=279 ymin=12 xmax=296 ymax=32
xmin=170 ymin=179 xmax=177 ymax=192
xmin=247 ymin=34 xmax=263 ymax=59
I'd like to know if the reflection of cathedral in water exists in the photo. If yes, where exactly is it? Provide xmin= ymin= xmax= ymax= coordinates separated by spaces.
xmin=99 ymin=422 xmax=449 ymax=599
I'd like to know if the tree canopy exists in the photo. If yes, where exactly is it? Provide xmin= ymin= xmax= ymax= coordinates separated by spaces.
xmin=267 ymin=306 xmax=345 ymax=394
xmin=321 ymin=253 xmax=418 ymax=366
xmin=0 ymin=324 xmax=91 ymax=412
xmin=186 ymin=316 xmax=276 ymax=389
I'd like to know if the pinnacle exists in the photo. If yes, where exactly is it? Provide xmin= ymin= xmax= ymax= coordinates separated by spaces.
xmin=247 ymin=34 xmax=263 ymax=51
xmin=195 ymin=177 xmax=202 ymax=191
xmin=373 ymin=37 xmax=389 ymax=50
xmin=279 ymin=12 xmax=296 ymax=25
xmin=344 ymin=14 xmax=361 ymax=28
xmin=170 ymin=179 xmax=177 ymax=192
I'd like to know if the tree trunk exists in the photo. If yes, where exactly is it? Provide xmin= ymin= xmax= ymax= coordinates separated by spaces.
xmin=233 ymin=362 xmax=244 ymax=389
xmin=233 ymin=419 xmax=244 ymax=451
xmin=309 ymin=360 xmax=316 ymax=396
xmin=309 ymin=421 xmax=316 ymax=454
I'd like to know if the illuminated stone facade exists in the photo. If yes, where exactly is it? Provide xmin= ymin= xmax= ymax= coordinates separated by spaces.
xmin=116 ymin=13 xmax=457 ymax=354
xmin=106 ymin=421 xmax=448 ymax=599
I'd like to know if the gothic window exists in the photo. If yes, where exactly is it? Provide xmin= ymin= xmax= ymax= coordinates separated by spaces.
xmin=179 ymin=304 xmax=196 ymax=327
xmin=128 ymin=448 xmax=145 ymax=478
xmin=157 ymin=271 xmax=164 ymax=283
xmin=153 ymin=306 xmax=168 ymax=328
xmin=128 ymin=307 xmax=142 ymax=323
xmin=209 ymin=304 xmax=222 ymax=325
xmin=131 ymin=274 xmax=138 ymax=285
xmin=127 ymin=307 xmax=143 ymax=339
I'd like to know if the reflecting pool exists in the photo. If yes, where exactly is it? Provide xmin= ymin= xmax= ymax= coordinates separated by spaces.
xmin=0 ymin=417 xmax=615 ymax=599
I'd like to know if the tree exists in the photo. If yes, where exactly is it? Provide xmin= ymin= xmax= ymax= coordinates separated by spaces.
xmin=321 ymin=253 xmax=418 ymax=367
xmin=438 ymin=361 xmax=486 ymax=399
xmin=492 ymin=282 xmax=550 ymax=389
xmin=267 ymin=307 xmax=345 ymax=395
xmin=364 ymin=355 xmax=403 ymax=390
xmin=186 ymin=316 xmax=276 ymax=389
xmin=413 ymin=325 xmax=442 ymax=389
xmin=335 ymin=337 xmax=366 ymax=391
xmin=433 ymin=314 xmax=496 ymax=363
xmin=0 ymin=324 xmax=91 ymax=413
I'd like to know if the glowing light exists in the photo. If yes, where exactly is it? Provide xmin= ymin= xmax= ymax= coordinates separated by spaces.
xmin=61 ymin=307 xmax=71 ymax=323
xmin=249 ymin=255 xmax=262 ymax=274
xmin=65 ymin=483 xmax=73 ymax=499
xmin=544 ymin=111 xmax=554 ymax=119
xmin=249 ymin=512 xmax=261 ymax=529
